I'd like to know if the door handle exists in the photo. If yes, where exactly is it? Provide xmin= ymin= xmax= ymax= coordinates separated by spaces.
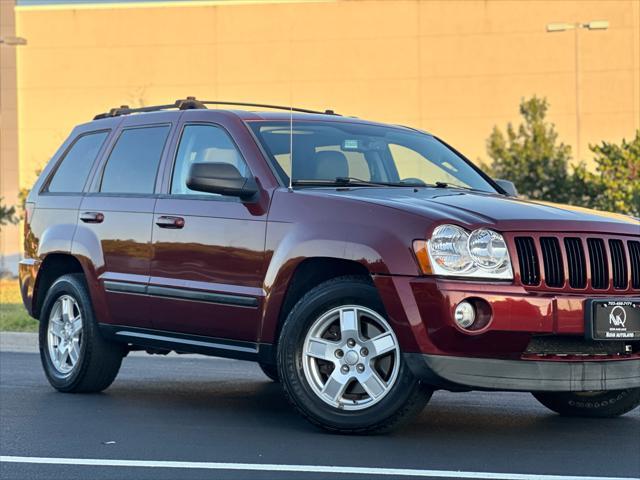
xmin=156 ymin=216 xmax=185 ymax=229
xmin=80 ymin=212 xmax=104 ymax=224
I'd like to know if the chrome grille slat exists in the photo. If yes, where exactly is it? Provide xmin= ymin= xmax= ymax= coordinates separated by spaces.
xmin=609 ymin=239 xmax=628 ymax=290
xmin=540 ymin=237 xmax=564 ymax=287
xmin=564 ymin=237 xmax=586 ymax=289
xmin=515 ymin=237 xmax=539 ymax=286
xmin=587 ymin=238 xmax=608 ymax=290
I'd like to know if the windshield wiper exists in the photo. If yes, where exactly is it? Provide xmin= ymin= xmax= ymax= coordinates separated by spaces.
xmin=335 ymin=177 xmax=397 ymax=186
xmin=433 ymin=181 xmax=474 ymax=191
xmin=292 ymin=177 xmax=397 ymax=187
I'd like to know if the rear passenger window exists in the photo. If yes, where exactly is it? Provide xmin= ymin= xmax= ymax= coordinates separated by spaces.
xmin=100 ymin=125 xmax=170 ymax=194
xmin=48 ymin=131 xmax=109 ymax=193
xmin=171 ymin=124 xmax=249 ymax=196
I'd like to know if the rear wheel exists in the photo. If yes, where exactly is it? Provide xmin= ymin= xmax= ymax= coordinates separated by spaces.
xmin=39 ymin=274 xmax=124 ymax=393
xmin=278 ymin=276 xmax=431 ymax=434
xmin=532 ymin=388 xmax=640 ymax=417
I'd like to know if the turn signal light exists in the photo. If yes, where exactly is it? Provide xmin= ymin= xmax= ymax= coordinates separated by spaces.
xmin=412 ymin=240 xmax=433 ymax=275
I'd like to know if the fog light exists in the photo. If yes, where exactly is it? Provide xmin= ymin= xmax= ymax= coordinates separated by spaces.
xmin=454 ymin=301 xmax=476 ymax=329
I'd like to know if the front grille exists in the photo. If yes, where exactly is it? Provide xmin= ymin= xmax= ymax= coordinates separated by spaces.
xmin=515 ymin=237 xmax=540 ymax=286
xmin=525 ymin=336 xmax=627 ymax=356
xmin=564 ymin=238 xmax=587 ymax=288
xmin=609 ymin=239 xmax=628 ymax=290
xmin=540 ymin=237 xmax=564 ymax=287
xmin=630 ymin=241 xmax=640 ymax=289
xmin=514 ymin=234 xmax=639 ymax=291
xmin=587 ymin=238 xmax=608 ymax=289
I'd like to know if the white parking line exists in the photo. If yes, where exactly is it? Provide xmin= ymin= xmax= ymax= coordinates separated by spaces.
xmin=1 ymin=456 xmax=636 ymax=480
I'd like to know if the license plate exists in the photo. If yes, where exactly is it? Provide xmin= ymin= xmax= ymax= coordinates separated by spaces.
xmin=586 ymin=299 xmax=640 ymax=340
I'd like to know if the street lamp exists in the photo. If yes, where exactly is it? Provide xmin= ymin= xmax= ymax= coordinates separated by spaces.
xmin=545 ymin=20 xmax=609 ymax=162
xmin=0 ymin=36 xmax=28 ymax=46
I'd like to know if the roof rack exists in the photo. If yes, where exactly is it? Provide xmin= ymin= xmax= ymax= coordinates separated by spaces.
xmin=93 ymin=97 xmax=339 ymax=120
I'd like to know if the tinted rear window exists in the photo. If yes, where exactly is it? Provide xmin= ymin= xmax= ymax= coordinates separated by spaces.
xmin=100 ymin=125 xmax=170 ymax=194
xmin=48 ymin=131 xmax=109 ymax=193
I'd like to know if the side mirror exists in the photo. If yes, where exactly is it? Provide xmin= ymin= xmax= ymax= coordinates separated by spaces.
xmin=494 ymin=179 xmax=518 ymax=197
xmin=187 ymin=163 xmax=258 ymax=201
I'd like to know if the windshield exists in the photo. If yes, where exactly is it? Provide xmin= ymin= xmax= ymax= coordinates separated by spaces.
xmin=248 ymin=121 xmax=497 ymax=192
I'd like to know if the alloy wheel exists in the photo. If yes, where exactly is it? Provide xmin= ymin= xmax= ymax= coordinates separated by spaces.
xmin=47 ymin=294 xmax=83 ymax=375
xmin=302 ymin=305 xmax=400 ymax=411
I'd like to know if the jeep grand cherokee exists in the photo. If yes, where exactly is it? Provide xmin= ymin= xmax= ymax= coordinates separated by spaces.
xmin=19 ymin=98 xmax=640 ymax=433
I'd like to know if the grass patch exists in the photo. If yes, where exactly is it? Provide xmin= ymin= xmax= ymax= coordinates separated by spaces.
xmin=0 ymin=279 xmax=38 ymax=332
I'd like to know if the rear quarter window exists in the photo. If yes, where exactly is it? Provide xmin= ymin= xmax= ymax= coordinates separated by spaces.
xmin=47 ymin=131 xmax=109 ymax=193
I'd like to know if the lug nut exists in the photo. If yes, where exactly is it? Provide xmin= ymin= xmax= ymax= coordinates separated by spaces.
xmin=335 ymin=349 xmax=344 ymax=358
xmin=360 ymin=347 xmax=369 ymax=356
xmin=341 ymin=365 xmax=350 ymax=374
xmin=347 ymin=338 xmax=356 ymax=347
xmin=356 ymin=364 xmax=365 ymax=373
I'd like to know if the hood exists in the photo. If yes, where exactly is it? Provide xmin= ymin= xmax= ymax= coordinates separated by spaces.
xmin=305 ymin=187 xmax=640 ymax=235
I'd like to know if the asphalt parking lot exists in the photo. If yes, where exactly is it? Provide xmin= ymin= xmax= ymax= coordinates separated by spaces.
xmin=1 ymin=336 xmax=639 ymax=480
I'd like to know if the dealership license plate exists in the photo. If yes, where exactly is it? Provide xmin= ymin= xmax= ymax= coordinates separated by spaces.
xmin=586 ymin=299 xmax=640 ymax=340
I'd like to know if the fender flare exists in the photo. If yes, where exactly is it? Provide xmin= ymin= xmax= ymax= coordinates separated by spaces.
xmin=258 ymin=222 xmax=419 ymax=344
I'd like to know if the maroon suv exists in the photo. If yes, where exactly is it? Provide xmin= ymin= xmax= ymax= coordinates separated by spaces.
xmin=19 ymin=98 xmax=640 ymax=433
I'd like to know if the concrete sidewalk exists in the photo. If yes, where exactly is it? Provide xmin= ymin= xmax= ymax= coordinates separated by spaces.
xmin=0 ymin=332 xmax=38 ymax=353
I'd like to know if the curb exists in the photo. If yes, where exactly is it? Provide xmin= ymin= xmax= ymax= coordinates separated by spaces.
xmin=0 ymin=332 xmax=38 ymax=353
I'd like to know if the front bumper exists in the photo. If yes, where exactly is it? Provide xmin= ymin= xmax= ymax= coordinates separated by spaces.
xmin=405 ymin=353 xmax=640 ymax=392
xmin=374 ymin=275 xmax=639 ymax=357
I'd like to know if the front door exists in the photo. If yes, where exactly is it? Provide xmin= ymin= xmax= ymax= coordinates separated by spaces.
xmin=149 ymin=120 xmax=268 ymax=342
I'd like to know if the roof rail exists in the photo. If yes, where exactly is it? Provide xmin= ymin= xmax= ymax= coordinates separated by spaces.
xmin=93 ymin=97 xmax=339 ymax=120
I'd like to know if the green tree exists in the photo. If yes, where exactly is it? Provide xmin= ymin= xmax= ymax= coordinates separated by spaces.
xmin=483 ymin=96 xmax=573 ymax=203
xmin=0 ymin=198 xmax=18 ymax=229
xmin=571 ymin=131 xmax=640 ymax=217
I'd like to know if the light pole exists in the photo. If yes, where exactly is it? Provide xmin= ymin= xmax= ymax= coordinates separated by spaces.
xmin=546 ymin=20 xmax=609 ymax=163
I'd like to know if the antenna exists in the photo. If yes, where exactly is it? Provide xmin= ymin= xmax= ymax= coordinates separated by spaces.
xmin=288 ymin=105 xmax=294 ymax=192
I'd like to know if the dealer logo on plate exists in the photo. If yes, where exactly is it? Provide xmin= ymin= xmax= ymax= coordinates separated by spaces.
xmin=609 ymin=306 xmax=627 ymax=328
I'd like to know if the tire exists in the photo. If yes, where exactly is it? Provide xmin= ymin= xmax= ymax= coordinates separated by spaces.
xmin=39 ymin=273 xmax=124 ymax=393
xmin=532 ymin=388 xmax=640 ymax=418
xmin=259 ymin=362 xmax=280 ymax=382
xmin=277 ymin=275 xmax=431 ymax=434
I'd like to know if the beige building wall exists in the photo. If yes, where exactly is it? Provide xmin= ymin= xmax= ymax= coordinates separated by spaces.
xmin=2 ymin=0 xmax=639 ymax=268
xmin=1 ymin=0 xmax=21 ymax=275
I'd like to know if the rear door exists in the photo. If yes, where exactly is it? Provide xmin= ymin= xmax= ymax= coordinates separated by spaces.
xmin=79 ymin=113 xmax=175 ymax=328
xmin=26 ymin=128 xmax=113 ymax=310
xmin=149 ymin=111 xmax=268 ymax=342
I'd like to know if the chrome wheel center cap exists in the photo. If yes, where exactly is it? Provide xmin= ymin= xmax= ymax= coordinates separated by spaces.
xmin=344 ymin=350 xmax=359 ymax=366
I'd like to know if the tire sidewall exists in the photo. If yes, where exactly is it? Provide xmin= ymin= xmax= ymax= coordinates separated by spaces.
xmin=278 ymin=278 xmax=424 ymax=431
xmin=39 ymin=275 xmax=93 ymax=391
xmin=534 ymin=388 xmax=640 ymax=417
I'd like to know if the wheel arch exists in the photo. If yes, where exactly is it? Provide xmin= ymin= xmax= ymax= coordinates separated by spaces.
xmin=32 ymin=253 xmax=85 ymax=319
xmin=259 ymin=256 xmax=374 ymax=359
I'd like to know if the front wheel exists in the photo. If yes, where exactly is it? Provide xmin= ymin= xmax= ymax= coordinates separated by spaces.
xmin=532 ymin=389 xmax=640 ymax=418
xmin=277 ymin=276 xmax=431 ymax=434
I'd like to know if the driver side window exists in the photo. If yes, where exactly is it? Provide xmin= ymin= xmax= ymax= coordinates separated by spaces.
xmin=171 ymin=124 xmax=249 ymax=196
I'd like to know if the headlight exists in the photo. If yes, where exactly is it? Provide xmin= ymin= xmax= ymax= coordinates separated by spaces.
xmin=414 ymin=224 xmax=513 ymax=280
xmin=468 ymin=228 xmax=509 ymax=271
xmin=427 ymin=224 xmax=473 ymax=273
